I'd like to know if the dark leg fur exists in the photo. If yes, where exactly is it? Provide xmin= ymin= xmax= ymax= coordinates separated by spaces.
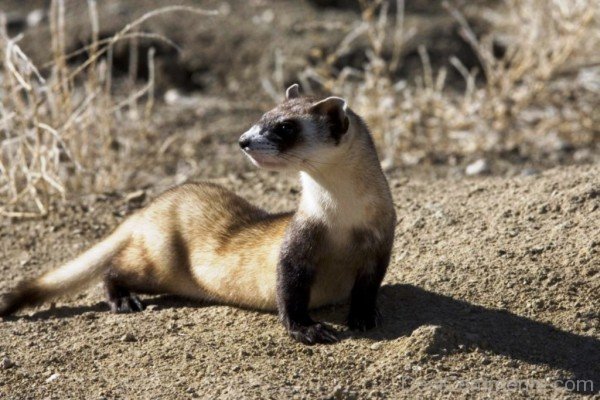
xmin=104 ymin=278 xmax=145 ymax=313
xmin=347 ymin=254 xmax=389 ymax=332
xmin=277 ymin=260 xmax=338 ymax=345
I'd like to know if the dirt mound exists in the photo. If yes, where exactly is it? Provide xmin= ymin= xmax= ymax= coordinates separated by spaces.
xmin=1 ymin=164 xmax=597 ymax=398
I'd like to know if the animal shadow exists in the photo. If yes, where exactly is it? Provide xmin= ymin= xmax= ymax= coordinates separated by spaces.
xmin=345 ymin=284 xmax=599 ymax=394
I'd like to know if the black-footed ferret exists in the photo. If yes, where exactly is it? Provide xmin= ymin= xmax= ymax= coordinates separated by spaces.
xmin=1 ymin=84 xmax=396 ymax=344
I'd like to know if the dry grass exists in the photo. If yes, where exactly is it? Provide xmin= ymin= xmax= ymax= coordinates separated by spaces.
xmin=0 ymin=1 xmax=216 ymax=218
xmin=299 ymin=0 xmax=600 ymax=167
xmin=1 ymin=0 xmax=598 ymax=216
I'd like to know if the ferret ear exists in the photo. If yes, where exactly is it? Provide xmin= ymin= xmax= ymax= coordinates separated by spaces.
xmin=310 ymin=96 xmax=349 ymax=142
xmin=285 ymin=84 xmax=300 ymax=100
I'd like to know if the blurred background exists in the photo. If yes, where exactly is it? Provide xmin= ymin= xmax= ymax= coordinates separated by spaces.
xmin=0 ymin=0 xmax=598 ymax=216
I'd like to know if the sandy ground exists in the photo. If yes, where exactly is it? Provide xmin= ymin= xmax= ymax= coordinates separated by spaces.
xmin=1 ymin=163 xmax=598 ymax=399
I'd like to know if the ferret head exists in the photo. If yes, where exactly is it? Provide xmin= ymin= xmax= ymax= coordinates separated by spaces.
xmin=239 ymin=84 xmax=352 ymax=171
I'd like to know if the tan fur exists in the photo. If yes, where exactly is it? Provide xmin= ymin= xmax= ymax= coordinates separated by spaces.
xmin=110 ymin=183 xmax=291 ymax=310
xmin=1 ymin=93 xmax=395 ymax=319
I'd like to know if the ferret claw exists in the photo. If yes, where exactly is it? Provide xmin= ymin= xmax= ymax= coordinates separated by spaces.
xmin=108 ymin=294 xmax=145 ymax=313
xmin=289 ymin=322 xmax=339 ymax=345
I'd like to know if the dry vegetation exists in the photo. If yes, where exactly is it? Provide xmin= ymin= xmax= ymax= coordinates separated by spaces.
xmin=0 ymin=0 xmax=598 ymax=215
xmin=298 ymin=0 xmax=600 ymax=167
xmin=0 ymin=1 xmax=215 ymax=217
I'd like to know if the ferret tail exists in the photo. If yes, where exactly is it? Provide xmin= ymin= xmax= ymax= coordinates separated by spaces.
xmin=0 ymin=219 xmax=135 ymax=317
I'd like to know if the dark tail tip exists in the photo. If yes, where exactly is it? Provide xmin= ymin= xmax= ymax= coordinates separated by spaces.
xmin=0 ymin=282 xmax=43 ymax=318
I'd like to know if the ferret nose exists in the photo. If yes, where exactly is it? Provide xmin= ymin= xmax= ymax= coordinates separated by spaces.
xmin=239 ymin=136 xmax=251 ymax=150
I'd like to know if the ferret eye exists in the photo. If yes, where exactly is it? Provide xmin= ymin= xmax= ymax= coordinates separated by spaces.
xmin=276 ymin=121 xmax=296 ymax=136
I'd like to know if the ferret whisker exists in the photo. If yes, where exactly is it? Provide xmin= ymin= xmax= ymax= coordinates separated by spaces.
xmin=278 ymin=154 xmax=326 ymax=182
xmin=285 ymin=151 xmax=340 ymax=166
xmin=281 ymin=153 xmax=340 ymax=183
xmin=280 ymin=153 xmax=327 ymax=182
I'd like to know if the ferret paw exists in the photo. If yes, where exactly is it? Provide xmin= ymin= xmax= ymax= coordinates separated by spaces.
xmin=288 ymin=322 xmax=339 ymax=345
xmin=348 ymin=308 xmax=381 ymax=332
xmin=108 ymin=294 xmax=145 ymax=313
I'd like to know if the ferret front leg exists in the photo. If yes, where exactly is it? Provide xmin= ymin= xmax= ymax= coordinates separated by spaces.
xmin=276 ymin=259 xmax=338 ymax=345
xmin=347 ymin=253 xmax=390 ymax=331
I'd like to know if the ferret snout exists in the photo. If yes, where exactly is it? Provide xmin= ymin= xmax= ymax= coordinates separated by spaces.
xmin=238 ymin=136 xmax=251 ymax=150
xmin=239 ymin=125 xmax=263 ymax=151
